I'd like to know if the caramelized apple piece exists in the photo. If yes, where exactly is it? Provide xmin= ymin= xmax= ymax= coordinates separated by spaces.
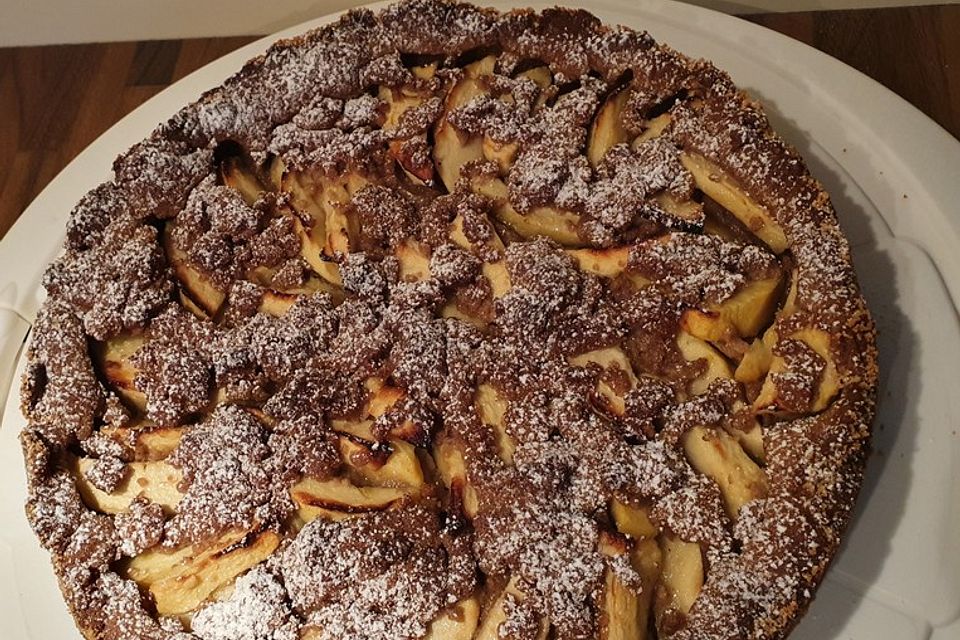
xmin=471 ymin=172 xmax=582 ymax=246
xmin=219 ymin=154 xmax=266 ymax=205
xmin=100 ymin=423 xmax=183 ymax=461
xmin=286 ymin=213 xmax=343 ymax=289
xmin=164 ymin=224 xmax=226 ymax=316
xmin=676 ymin=331 xmax=733 ymax=396
xmin=75 ymin=458 xmax=182 ymax=514
xmin=448 ymin=214 xmax=511 ymax=297
xmin=680 ymin=153 xmax=789 ymax=253
xmin=424 ymin=595 xmax=481 ymax=640
xmin=682 ymin=425 xmax=768 ymax=518
xmin=632 ymin=113 xmax=672 ymax=144
xmin=599 ymin=531 xmax=656 ymax=640
xmin=735 ymin=330 xmax=776 ymax=384
xmin=482 ymin=137 xmax=519 ymax=175
xmin=588 ymin=87 xmax=631 ymax=167
xmin=611 ymin=499 xmax=657 ymax=540
xmin=681 ymin=275 xmax=783 ymax=344
xmin=338 ymin=434 xmax=425 ymax=490
xmin=474 ymin=384 xmax=514 ymax=464
xmin=94 ymin=334 xmax=147 ymax=412
xmin=124 ymin=529 xmax=279 ymax=616
xmin=753 ymin=327 xmax=840 ymax=413
xmin=475 ymin=577 xmax=548 ymax=640
xmin=569 ymin=347 xmax=638 ymax=416
xmin=291 ymin=476 xmax=407 ymax=523
xmin=433 ymin=56 xmax=496 ymax=190
xmin=362 ymin=378 xmax=406 ymax=418
xmin=654 ymin=192 xmax=703 ymax=224
xmin=396 ymin=238 xmax=432 ymax=281
xmin=726 ymin=407 xmax=766 ymax=463
xmin=432 ymin=432 xmax=479 ymax=519
xmin=567 ymin=246 xmax=630 ymax=278
xmin=654 ymin=534 xmax=703 ymax=630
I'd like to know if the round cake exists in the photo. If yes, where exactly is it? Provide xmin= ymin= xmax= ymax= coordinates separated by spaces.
xmin=19 ymin=1 xmax=878 ymax=639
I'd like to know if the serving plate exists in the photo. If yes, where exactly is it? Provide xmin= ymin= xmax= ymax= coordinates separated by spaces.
xmin=0 ymin=1 xmax=957 ymax=638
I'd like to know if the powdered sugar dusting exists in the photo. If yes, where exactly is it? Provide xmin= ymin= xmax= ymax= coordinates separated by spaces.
xmin=19 ymin=2 xmax=876 ymax=640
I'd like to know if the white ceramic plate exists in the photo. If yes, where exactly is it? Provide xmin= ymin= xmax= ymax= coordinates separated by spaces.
xmin=1 ymin=1 xmax=958 ymax=638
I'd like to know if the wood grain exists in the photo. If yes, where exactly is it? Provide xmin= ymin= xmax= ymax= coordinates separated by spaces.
xmin=1 ymin=5 xmax=957 ymax=239
xmin=745 ymin=5 xmax=960 ymax=140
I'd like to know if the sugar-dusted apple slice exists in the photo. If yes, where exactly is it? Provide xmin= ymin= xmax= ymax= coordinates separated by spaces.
xmin=681 ymin=273 xmax=784 ymax=342
xmin=163 ymin=223 xmax=226 ymax=316
xmin=475 ymin=576 xmax=549 ymax=640
xmin=654 ymin=533 xmax=703 ymax=632
xmin=676 ymin=331 xmax=734 ymax=396
xmin=291 ymin=476 xmax=407 ymax=524
xmin=481 ymin=137 xmax=519 ymax=175
xmin=433 ymin=56 xmax=496 ymax=190
xmin=99 ymin=423 xmax=183 ymax=462
xmin=753 ymin=327 xmax=840 ymax=414
xmin=632 ymin=113 xmax=673 ymax=145
xmin=610 ymin=499 xmax=657 ymax=540
xmin=682 ymin=425 xmax=768 ymax=518
xmin=74 ymin=457 xmax=182 ymax=514
xmin=567 ymin=246 xmax=631 ymax=279
xmin=471 ymin=171 xmax=581 ymax=246
xmin=424 ymin=595 xmax=481 ymax=640
xmin=219 ymin=153 xmax=266 ymax=205
xmin=681 ymin=152 xmax=789 ymax=253
xmin=432 ymin=431 xmax=479 ymax=519
xmin=569 ymin=347 xmax=639 ymax=416
xmin=337 ymin=431 xmax=425 ymax=490
xmin=474 ymin=384 xmax=514 ymax=464
xmin=124 ymin=528 xmax=279 ymax=616
xmin=598 ymin=530 xmax=657 ymax=640
xmin=448 ymin=214 xmax=511 ymax=297
xmin=588 ymin=86 xmax=632 ymax=167
xmin=396 ymin=237 xmax=432 ymax=281
xmin=93 ymin=333 xmax=148 ymax=412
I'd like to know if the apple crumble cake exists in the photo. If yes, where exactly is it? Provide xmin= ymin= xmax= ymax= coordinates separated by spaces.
xmin=19 ymin=1 xmax=877 ymax=638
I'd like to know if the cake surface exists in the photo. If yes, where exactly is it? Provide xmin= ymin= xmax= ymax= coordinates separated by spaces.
xmin=19 ymin=1 xmax=878 ymax=639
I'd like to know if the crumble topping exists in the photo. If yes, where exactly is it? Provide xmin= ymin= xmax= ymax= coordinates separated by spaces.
xmin=18 ymin=2 xmax=877 ymax=640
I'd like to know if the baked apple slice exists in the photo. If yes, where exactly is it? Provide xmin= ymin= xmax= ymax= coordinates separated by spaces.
xmin=588 ymin=87 xmax=631 ymax=167
xmin=424 ymin=595 xmax=481 ymax=640
xmin=432 ymin=431 xmax=479 ymax=519
xmin=219 ymin=153 xmax=266 ymax=205
xmin=433 ymin=56 xmax=496 ymax=191
xmin=470 ymin=171 xmax=581 ymax=246
xmin=474 ymin=383 xmax=514 ymax=464
xmin=290 ymin=476 xmax=407 ymax=523
xmin=599 ymin=532 xmax=656 ymax=640
xmin=74 ymin=457 xmax=182 ymax=514
xmin=163 ymin=223 xmax=226 ymax=316
xmin=680 ymin=273 xmax=784 ymax=343
xmin=124 ymin=528 xmax=279 ymax=616
xmin=752 ymin=327 xmax=840 ymax=414
xmin=676 ymin=330 xmax=734 ymax=397
xmin=654 ymin=533 xmax=703 ymax=632
xmin=475 ymin=576 xmax=548 ymax=640
xmin=681 ymin=152 xmax=789 ymax=253
xmin=567 ymin=246 xmax=631 ymax=279
xmin=569 ymin=347 xmax=639 ymax=416
xmin=336 ymin=427 xmax=425 ymax=490
xmin=93 ymin=333 xmax=148 ymax=412
xmin=682 ymin=425 xmax=768 ymax=518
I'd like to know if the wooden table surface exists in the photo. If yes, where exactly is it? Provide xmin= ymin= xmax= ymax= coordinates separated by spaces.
xmin=0 ymin=4 xmax=957 ymax=240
